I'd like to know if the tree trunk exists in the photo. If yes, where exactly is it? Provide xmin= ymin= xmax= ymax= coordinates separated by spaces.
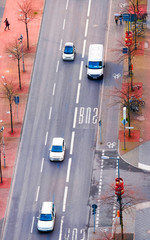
xmin=26 ymin=23 xmax=29 ymax=49
xmin=18 ymin=59 xmax=21 ymax=90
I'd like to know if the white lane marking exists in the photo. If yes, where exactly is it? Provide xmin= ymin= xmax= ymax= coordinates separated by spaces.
xmin=45 ymin=131 xmax=48 ymax=145
xmin=40 ymin=158 xmax=44 ymax=173
xmin=73 ymin=107 xmax=78 ymax=129
xmin=66 ymin=0 xmax=69 ymax=10
xmin=84 ymin=19 xmax=89 ymax=37
xmin=87 ymin=0 xmax=91 ymax=17
xmin=52 ymin=83 xmax=56 ymax=96
xmin=49 ymin=106 xmax=52 ymax=120
xmin=59 ymin=216 xmax=64 ymax=240
xmin=63 ymin=19 xmax=66 ymax=30
xmin=82 ymin=40 xmax=86 ymax=58
xmin=62 ymin=186 xmax=68 ymax=212
xmin=35 ymin=186 xmax=40 ymax=202
xmin=76 ymin=83 xmax=81 ymax=104
xmin=59 ymin=39 xmax=62 ymax=50
xmin=66 ymin=158 xmax=72 ymax=183
xmin=30 ymin=216 xmax=35 ymax=233
xmin=56 ymin=60 xmax=59 ymax=72
xmin=79 ymin=60 xmax=84 ymax=79
xmin=70 ymin=131 xmax=75 ymax=155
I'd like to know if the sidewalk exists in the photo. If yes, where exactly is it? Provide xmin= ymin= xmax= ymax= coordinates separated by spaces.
xmin=0 ymin=0 xmax=45 ymax=234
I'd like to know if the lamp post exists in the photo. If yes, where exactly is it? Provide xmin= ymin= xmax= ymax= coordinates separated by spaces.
xmin=18 ymin=34 xmax=25 ymax=72
xmin=0 ymin=126 xmax=6 ymax=168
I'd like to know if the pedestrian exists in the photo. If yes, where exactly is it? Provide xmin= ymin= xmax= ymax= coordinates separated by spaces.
xmin=115 ymin=16 xmax=118 ymax=25
xmin=4 ymin=18 xmax=10 ymax=31
xmin=119 ymin=14 xmax=123 ymax=25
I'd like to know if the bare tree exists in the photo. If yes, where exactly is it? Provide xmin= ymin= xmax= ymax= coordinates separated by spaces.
xmin=1 ymin=80 xmax=15 ymax=133
xmin=100 ymin=183 xmax=145 ymax=240
xmin=18 ymin=0 xmax=37 ymax=49
xmin=6 ymin=38 xmax=27 ymax=90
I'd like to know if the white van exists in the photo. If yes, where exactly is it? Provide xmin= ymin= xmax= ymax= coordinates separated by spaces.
xmin=86 ymin=44 xmax=104 ymax=80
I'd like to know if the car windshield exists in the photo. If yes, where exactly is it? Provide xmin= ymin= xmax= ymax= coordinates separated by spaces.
xmin=51 ymin=145 xmax=63 ymax=152
xmin=88 ymin=61 xmax=102 ymax=69
xmin=64 ymin=46 xmax=73 ymax=54
xmin=40 ymin=214 xmax=52 ymax=221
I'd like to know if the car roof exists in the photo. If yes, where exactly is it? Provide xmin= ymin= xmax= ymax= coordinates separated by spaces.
xmin=41 ymin=201 xmax=53 ymax=214
xmin=65 ymin=42 xmax=73 ymax=47
xmin=52 ymin=137 xmax=64 ymax=146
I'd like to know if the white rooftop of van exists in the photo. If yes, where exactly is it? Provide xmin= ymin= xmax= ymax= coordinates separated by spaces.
xmin=89 ymin=44 xmax=103 ymax=61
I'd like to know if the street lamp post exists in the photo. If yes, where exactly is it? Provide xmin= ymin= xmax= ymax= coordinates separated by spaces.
xmin=0 ymin=126 xmax=6 ymax=168
xmin=18 ymin=34 xmax=25 ymax=72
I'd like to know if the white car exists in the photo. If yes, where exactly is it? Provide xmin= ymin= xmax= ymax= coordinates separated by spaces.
xmin=37 ymin=202 xmax=56 ymax=232
xmin=62 ymin=42 xmax=76 ymax=61
xmin=49 ymin=137 xmax=65 ymax=161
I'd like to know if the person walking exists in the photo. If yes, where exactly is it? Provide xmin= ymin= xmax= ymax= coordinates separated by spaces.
xmin=115 ymin=16 xmax=118 ymax=25
xmin=4 ymin=18 xmax=10 ymax=31
xmin=119 ymin=14 xmax=123 ymax=25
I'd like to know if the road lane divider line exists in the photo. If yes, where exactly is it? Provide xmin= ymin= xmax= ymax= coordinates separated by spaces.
xmin=59 ymin=39 xmax=62 ymax=50
xmin=62 ymin=186 xmax=68 ymax=212
xmin=76 ymin=83 xmax=81 ymax=104
xmin=66 ymin=158 xmax=72 ymax=183
xmin=63 ymin=19 xmax=66 ymax=30
xmin=66 ymin=0 xmax=69 ymax=10
xmin=45 ymin=131 xmax=48 ymax=145
xmin=70 ymin=131 xmax=75 ymax=155
xmin=49 ymin=106 xmax=52 ymax=120
xmin=84 ymin=19 xmax=89 ymax=37
xmin=73 ymin=107 xmax=78 ymax=129
xmin=87 ymin=0 xmax=91 ymax=17
xmin=52 ymin=83 xmax=56 ymax=96
xmin=82 ymin=39 xmax=86 ymax=58
xmin=30 ymin=216 xmax=35 ymax=233
xmin=56 ymin=60 xmax=59 ymax=72
xmin=59 ymin=216 xmax=64 ymax=240
xmin=35 ymin=186 xmax=40 ymax=202
xmin=40 ymin=158 xmax=44 ymax=173
xmin=79 ymin=60 xmax=84 ymax=79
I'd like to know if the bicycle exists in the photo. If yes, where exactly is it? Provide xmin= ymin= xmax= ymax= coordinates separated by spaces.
xmin=130 ymin=96 xmax=145 ymax=106
xmin=132 ymin=84 xmax=142 ymax=91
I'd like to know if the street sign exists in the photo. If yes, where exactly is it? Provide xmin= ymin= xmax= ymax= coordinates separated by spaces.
xmin=14 ymin=96 xmax=19 ymax=104
xmin=125 ymin=126 xmax=134 ymax=129
xmin=123 ymin=48 xmax=128 ymax=54
xmin=123 ymin=13 xmax=137 ymax=22
xmin=121 ymin=119 xmax=128 ymax=125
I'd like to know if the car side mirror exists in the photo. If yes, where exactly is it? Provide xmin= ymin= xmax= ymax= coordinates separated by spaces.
xmin=85 ymin=65 xmax=87 ymax=68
